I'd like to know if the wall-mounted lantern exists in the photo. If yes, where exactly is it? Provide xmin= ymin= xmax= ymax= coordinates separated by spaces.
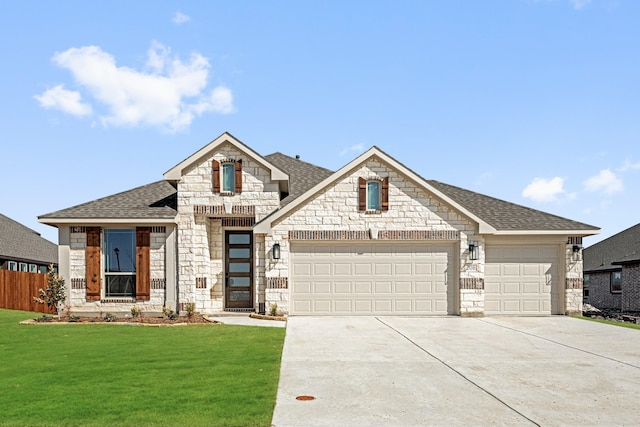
xmin=272 ymin=242 xmax=281 ymax=260
xmin=469 ymin=241 xmax=479 ymax=261
xmin=572 ymin=244 xmax=582 ymax=261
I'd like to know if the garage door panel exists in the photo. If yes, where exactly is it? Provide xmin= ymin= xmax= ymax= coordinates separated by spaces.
xmin=291 ymin=243 xmax=454 ymax=315
xmin=485 ymin=244 xmax=559 ymax=315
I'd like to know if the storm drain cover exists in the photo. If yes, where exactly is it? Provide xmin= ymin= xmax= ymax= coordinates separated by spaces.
xmin=295 ymin=395 xmax=315 ymax=401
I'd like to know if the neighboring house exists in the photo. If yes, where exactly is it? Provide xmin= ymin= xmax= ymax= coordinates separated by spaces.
xmin=39 ymin=132 xmax=599 ymax=317
xmin=0 ymin=213 xmax=58 ymax=273
xmin=583 ymin=223 xmax=640 ymax=312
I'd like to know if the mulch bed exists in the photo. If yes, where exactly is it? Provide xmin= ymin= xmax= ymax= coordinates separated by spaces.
xmin=26 ymin=313 xmax=217 ymax=325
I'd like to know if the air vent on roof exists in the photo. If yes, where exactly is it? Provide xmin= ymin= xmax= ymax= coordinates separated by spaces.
xmin=295 ymin=155 xmax=300 ymax=160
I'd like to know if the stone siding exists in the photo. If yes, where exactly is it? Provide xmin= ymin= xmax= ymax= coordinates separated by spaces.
xmin=176 ymin=143 xmax=282 ymax=313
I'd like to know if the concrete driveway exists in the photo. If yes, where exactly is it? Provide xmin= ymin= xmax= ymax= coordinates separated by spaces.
xmin=272 ymin=316 xmax=640 ymax=426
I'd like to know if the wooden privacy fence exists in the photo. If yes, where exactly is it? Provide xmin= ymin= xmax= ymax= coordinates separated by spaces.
xmin=0 ymin=270 xmax=56 ymax=314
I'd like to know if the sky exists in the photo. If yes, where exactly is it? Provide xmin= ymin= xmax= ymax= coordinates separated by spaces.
xmin=1 ymin=0 xmax=639 ymax=247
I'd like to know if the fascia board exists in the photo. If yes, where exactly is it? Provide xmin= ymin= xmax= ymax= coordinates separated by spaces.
xmin=488 ymin=229 xmax=601 ymax=236
xmin=163 ymin=132 xmax=288 ymax=181
xmin=38 ymin=218 xmax=177 ymax=225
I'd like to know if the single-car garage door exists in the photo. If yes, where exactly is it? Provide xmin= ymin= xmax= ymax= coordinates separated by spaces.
xmin=485 ymin=245 xmax=560 ymax=315
xmin=290 ymin=242 xmax=455 ymax=315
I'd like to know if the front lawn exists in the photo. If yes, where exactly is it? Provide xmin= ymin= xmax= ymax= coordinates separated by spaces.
xmin=0 ymin=309 xmax=285 ymax=427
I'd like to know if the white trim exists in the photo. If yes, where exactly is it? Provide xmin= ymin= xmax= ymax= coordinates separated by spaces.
xmin=38 ymin=218 xmax=176 ymax=225
xmin=255 ymin=146 xmax=497 ymax=234
xmin=489 ymin=230 xmax=600 ymax=236
xmin=163 ymin=132 xmax=289 ymax=182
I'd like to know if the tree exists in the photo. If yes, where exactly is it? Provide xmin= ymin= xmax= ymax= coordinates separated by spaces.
xmin=33 ymin=264 xmax=66 ymax=315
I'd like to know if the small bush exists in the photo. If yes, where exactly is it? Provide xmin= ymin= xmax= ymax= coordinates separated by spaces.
xmin=269 ymin=304 xmax=278 ymax=317
xmin=185 ymin=303 xmax=195 ymax=318
xmin=68 ymin=315 xmax=80 ymax=323
xmin=103 ymin=313 xmax=117 ymax=322
xmin=163 ymin=307 xmax=178 ymax=320
xmin=35 ymin=315 xmax=53 ymax=323
xmin=33 ymin=264 xmax=66 ymax=315
xmin=130 ymin=306 xmax=141 ymax=318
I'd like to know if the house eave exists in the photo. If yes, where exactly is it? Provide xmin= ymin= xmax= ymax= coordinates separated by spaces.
xmin=485 ymin=229 xmax=601 ymax=236
xmin=38 ymin=217 xmax=177 ymax=226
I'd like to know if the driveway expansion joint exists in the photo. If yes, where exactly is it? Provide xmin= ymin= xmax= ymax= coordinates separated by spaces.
xmin=375 ymin=317 xmax=541 ymax=427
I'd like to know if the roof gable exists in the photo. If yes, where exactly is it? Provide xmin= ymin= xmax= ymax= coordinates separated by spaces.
xmin=164 ymin=132 xmax=289 ymax=182
xmin=255 ymin=146 xmax=497 ymax=234
xmin=0 ymin=214 xmax=58 ymax=264
xmin=584 ymin=223 xmax=640 ymax=272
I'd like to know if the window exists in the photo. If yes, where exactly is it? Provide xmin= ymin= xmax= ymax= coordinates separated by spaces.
xmin=358 ymin=177 xmax=389 ymax=212
xmin=29 ymin=264 xmax=37 ymax=273
xmin=39 ymin=266 xmax=48 ymax=274
xmin=104 ymin=229 xmax=136 ymax=298
xmin=222 ymin=162 xmax=235 ymax=193
xmin=19 ymin=263 xmax=27 ymax=272
xmin=610 ymin=271 xmax=622 ymax=293
xmin=7 ymin=261 xmax=17 ymax=271
xmin=366 ymin=181 xmax=381 ymax=210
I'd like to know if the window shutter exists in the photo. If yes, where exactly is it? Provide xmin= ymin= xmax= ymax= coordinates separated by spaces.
xmin=136 ymin=227 xmax=151 ymax=301
xmin=235 ymin=160 xmax=243 ymax=193
xmin=212 ymin=160 xmax=220 ymax=193
xmin=358 ymin=177 xmax=366 ymax=212
xmin=381 ymin=177 xmax=389 ymax=211
xmin=85 ymin=227 xmax=101 ymax=301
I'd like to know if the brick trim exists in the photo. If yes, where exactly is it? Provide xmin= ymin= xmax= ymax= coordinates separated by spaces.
xmin=567 ymin=236 xmax=583 ymax=245
xmin=102 ymin=298 xmax=135 ymax=303
xmin=566 ymin=278 xmax=583 ymax=289
xmin=460 ymin=278 xmax=484 ymax=290
xmin=194 ymin=205 xmax=256 ymax=216
xmin=221 ymin=217 xmax=255 ymax=227
xmin=267 ymin=277 xmax=288 ymax=289
xmin=151 ymin=278 xmax=166 ymax=289
xmin=196 ymin=277 xmax=207 ymax=289
xmin=379 ymin=230 xmax=460 ymax=240
xmin=70 ymin=226 xmax=86 ymax=233
xmin=71 ymin=278 xmax=86 ymax=289
xmin=289 ymin=230 xmax=369 ymax=240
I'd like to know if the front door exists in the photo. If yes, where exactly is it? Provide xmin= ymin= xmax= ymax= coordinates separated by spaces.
xmin=225 ymin=231 xmax=253 ymax=309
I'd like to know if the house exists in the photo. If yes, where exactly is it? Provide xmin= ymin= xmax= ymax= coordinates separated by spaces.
xmin=38 ymin=132 xmax=599 ymax=317
xmin=0 ymin=213 xmax=58 ymax=273
xmin=583 ymin=223 xmax=640 ymax=312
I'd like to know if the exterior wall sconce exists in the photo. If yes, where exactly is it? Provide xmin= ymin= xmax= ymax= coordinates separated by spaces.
xmin=469 ymin=241 xmax=479 ymax=261
xmin=272 ymin=243 xmax=281 ymax=260
xmin=572 ymin=244 xmax=582 ymax=253
xmin=572 ymin=244 xmax=582 ymax=261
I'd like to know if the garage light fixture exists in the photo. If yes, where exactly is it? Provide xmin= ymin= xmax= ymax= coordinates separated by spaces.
xmin=272 ymin=243 xmax=281 ymax=260
xmin=468 ymin=241 xmax=479 ymax=261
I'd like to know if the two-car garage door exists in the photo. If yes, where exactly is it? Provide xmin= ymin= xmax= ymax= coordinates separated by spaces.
xmin=290 ymin=242 xmax=455 ymax=315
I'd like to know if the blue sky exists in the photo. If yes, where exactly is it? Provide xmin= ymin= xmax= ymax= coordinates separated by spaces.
xmin=2 ymin=0 xmax=638 ymax=246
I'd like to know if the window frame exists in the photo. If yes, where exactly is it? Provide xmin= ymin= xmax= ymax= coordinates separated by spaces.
xmin=103 ymin=228 xmax=137 ymax=299
xmin=221 ymin=162 xmax=236 ymax=193
xmin=610 ymin=270 xmax=622 ymax=294
xmin=28 ymin=264 xmax=37 ymax=273
xmin=7 ymin=261 xmax=17 ymax=271
xmin=366 ymin=180 xmax=381 ymax=211
xmin=19 ymin=262 xmax=27 ymax=272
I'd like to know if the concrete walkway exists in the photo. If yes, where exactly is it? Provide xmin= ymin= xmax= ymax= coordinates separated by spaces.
xmin=272 ymin=316 xmax=640 ymax=426
xmin=204 ymin=315 xmax=286 ymax=328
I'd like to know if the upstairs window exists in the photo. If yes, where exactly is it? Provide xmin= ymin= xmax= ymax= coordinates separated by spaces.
xmin=358 ymin=177 xmax=389 ymax=212
xmin=367 ymin=181 xmax=381 ymax=211
xmin=213 ymin=159 xmax=243 ymax=194
xmin=222 ymin=162 xmax=235 ymax=192
xmin=7 ymin=261 xmax=17 ymax=271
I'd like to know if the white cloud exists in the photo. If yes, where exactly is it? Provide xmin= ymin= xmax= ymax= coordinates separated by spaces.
xmin=618 ymin=158 xmax=640 ymax=172
xmin=584 ymin=169 xmax=623 ymax=194
xmin=340 ymin=143 xmax=365 ymax=156
xmin=37 ymin=42 xmax=234 ymax=132
xmin=522 ymin=177 xmax=565 ymax=202
xmin=172 ymin=12 xmax=190 ymax=24
xmin=34 ymin=84 xmax=92 ymax=116
xmin=569 ymin=0 xmax=591 ymax=10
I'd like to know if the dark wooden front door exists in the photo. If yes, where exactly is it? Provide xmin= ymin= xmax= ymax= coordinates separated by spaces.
xmin=225 ymin=231 xmax=253 ymax=309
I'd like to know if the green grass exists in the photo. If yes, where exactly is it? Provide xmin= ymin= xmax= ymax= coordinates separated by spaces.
xmin=575 ymin=315 xmax=640 ymax=330
xmin=0 ymin=309 xmax=285 ymax=427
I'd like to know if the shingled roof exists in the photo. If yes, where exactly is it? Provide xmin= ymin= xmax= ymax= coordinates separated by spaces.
xmin=39 ymin=181 xmax=177 ymax=221
xmin=427 ymin=180 xmax=598 ymax=232
xmin=264 ymin=152 xmax=333 ymax=205
xmin=0 ymin=214 xmax=58 ymax=265
xmin=584 ymin=223 xmax=640 ymax=273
